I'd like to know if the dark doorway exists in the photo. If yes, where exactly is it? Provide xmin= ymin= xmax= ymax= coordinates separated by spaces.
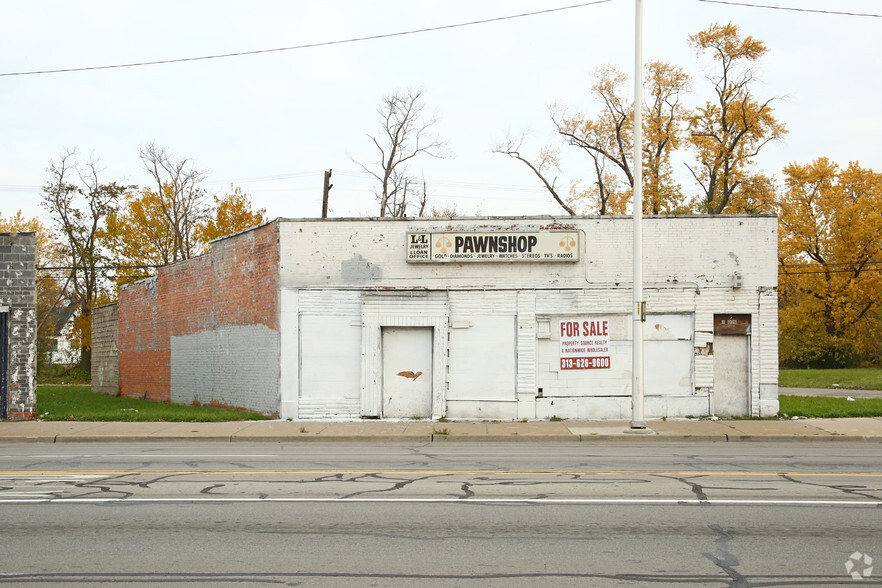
xmin=0 ymin=312 xmax=8 ymax=420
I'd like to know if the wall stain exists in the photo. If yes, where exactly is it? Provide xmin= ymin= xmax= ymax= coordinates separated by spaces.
xmin=341 ymin=254 xmax=382 ymax=282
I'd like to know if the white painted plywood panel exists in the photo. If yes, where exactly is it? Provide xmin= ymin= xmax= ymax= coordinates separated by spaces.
xmin=448 ymin=315 xmax=516 ymax=401
xmin=299 ymin=314 xmax=361 ymax=402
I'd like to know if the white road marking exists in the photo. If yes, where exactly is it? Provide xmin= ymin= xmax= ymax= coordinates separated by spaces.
xmin=4 ymin=454 xmax=281 ymax=459
xmin=0 ymin=476 xmax=105 ymax=481
xmin=0 ymin=497 xmax=879 ymax=506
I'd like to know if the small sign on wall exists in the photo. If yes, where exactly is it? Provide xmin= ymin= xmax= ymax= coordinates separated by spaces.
xmin=406 ymin=231 xmax=580 ymax=262
xmin=714 ymin=314 xmax=751 ymax=335
xmin=559 ymin=318 xmax=610 ymax=370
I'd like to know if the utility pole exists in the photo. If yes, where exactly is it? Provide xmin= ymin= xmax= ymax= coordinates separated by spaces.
xmin=630 ymin=0 xmax=647 ymax=431
xmin=321 ymin=169 xmax=333 ymax=218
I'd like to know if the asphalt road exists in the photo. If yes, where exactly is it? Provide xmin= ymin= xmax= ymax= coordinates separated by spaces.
xmin=1 ymin=442 xmax=880 ymax=586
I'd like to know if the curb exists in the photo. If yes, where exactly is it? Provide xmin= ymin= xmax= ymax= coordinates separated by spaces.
xmin=0 ymin=436 xmax=58 ymax=444
xmin=231 ymin=435 xmax=436 ymax=444
xmin=51 ymin=435 xmax=236 ymax=443
xmin=431 ymin=434 xmax=580 ymax=443
xmin=720 ymin=434 xmax=882 ymax=443
xmin=2 ymin=433 xmax=876 ymax=443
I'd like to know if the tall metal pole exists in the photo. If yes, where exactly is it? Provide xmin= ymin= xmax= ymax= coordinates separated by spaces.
xmin=630 ymin=0 xmax=646 ymax=429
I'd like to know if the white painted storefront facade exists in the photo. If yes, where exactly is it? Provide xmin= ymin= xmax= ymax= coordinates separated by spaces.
xmin=277 ymin=216 xmax=778 ymax=421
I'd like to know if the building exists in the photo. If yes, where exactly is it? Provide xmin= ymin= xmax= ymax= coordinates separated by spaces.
xmin=91 ymin=303 xmax=119 ymax=396
xmin=1 ymin=232 xmax=37 ymax=420
xmin=112 ymin=216 xmax=778 ymax=420
xmin=45 ymin=302 xmax=79 ymax=366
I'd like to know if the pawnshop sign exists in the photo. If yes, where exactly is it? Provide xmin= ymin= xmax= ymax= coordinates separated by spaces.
xmin=407 ymin=231 xmax=580 ymax=262
xmin=559 ymin=318 xmax=611 ymax=370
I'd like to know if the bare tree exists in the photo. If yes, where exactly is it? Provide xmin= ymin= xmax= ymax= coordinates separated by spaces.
xmin=138 ymin=143 xmax=209 ymax=260
xmin=492 ymin=133 xmax=575 ymax=216
xmin=427 ymin=202 xmax=463 ymax=218
xmin=551 ymin=62 xmax=690 ymax=215
xmin=552 ymin=66 xmax=634 ymax=190
xmin=41 ymin=149 xmax=128 ymax=371
xmin=497 ymin=62 xmax=687 ymax=217
xmin=353 ymin=87 xmax=450 ymax=217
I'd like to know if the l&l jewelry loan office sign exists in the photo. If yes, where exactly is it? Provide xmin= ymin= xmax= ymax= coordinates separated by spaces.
xmin=406 ymin=231 xmax=580 ymax=263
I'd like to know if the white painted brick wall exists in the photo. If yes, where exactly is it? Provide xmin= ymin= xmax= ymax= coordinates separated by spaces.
xmin=275 ymin=216 xmax=777 ymax=420
xmin=279 ymin=216 xmax=777 ymax=291
xmin=758 ymin=289 xmax=780 ymax=416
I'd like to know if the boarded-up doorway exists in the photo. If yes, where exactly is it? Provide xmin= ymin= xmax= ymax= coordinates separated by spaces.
xmin=713 ymin=314 xmax=750 ymax=417
xmin=382 ymin=327 xmax=433 ymax=418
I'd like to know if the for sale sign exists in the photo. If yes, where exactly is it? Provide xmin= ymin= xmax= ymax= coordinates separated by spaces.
xmin=559 ymin=318 xmax=610 ymax=370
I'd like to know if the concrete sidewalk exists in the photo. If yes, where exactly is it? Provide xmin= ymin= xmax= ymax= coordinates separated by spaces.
xmin=1 ymin=417 xmax=881 ymax=443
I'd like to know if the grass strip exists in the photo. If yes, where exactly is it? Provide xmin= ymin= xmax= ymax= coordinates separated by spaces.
xmin=778 ymin=395 xmax=882 ymax=419
xmin=779 ymin=368 xmax=882 ymax=390
xmin=37 ymin=386 xmax=271 ymax=422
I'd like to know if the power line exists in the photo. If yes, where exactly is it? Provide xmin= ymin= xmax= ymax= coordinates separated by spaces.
xmin=0 ymin=1 xmax=613 ymax=78
xmin=37 ymin=265 xmax=163 ymax=271
xmin=780 ymin=269 xmax=882 ymax=275
xmin=3 ymin=170 xmax=560 ymax=195
xmin=0 ymin=184 xmax=40 ymax=192
xmin=781 ymin=265 xmax=882 ymax=269
xmin=780 ymin=261 xmax=882 ymax=268
xmin=696 ymin=0 xmax=882 ymax=18
xmin=779 ymin=264 xmax=882 ymax=276
xmin=39 ymin=273 xmax=153 ymax=280
xmin=202 ymin=171 xmax=326 ymax=186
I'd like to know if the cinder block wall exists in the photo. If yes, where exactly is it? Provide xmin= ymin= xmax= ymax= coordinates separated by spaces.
xmin=91 ymin=303 xmax=119 ymax=395
xmin=118 ymin=222 xmax=280 ymax=414
xmin=0 ymin=233 xmax=37 ymax=420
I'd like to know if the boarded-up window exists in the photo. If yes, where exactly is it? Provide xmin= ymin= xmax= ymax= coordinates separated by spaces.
xmin=537 ymin=313 xmax=693 ymax=397
xmin=448 ymin=315 xmax=517 ymax=401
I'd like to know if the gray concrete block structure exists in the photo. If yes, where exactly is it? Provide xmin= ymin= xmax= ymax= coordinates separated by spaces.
xmin=91 ymin=303 xmax=119 ymax=396
xmin=0 ymin=233 xmax=37 ymax=420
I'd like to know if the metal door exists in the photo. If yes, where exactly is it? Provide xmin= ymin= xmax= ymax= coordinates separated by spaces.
xmin=713 ymin=334 xmax=750 ymax=417
xmin=0 ymin=312 xmax=8 ymax=420
xmin=382 ymin=326 xmax=433 ymax=418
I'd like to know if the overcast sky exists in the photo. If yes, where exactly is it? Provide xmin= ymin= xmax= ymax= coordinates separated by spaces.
xmin=1 ymin=0 xmax=879 ymax=223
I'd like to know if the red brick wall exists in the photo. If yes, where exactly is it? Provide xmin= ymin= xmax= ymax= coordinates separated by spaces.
xmin=118 ymin=222 xmax=280 ymax=402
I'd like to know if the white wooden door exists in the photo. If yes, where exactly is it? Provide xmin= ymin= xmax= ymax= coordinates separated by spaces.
xmin=382 ymin=327 xmax=433 ymax=418
xmin=713 ymin=334 xmax=750 ymax=416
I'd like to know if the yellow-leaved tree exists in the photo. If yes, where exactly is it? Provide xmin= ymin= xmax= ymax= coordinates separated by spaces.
xmin=493 ymin=23 xmax=785 ymax=217
xmin=686 ymin=22 xmax=786 ymax=214
xmin=104 ymin=185 xmax=179 ymax=286
xmin=777 ymin=158 xmax=882 ymax=367
xmin=550 ymin=61 xmax=691 ymax=215
xmin=105 ymin=184 xmax=266 ymax=287
xmin=195 ymin=186 xmax=267 ymax=250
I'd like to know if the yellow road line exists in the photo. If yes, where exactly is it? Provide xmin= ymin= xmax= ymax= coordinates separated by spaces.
xmin=0 ymin=469 xmax=881 ymax=477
